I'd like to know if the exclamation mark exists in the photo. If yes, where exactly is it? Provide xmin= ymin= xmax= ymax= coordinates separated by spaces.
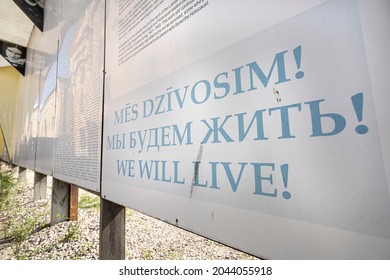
xmin=280 ymin=164 xmax=291 ymax=200
xmin=351 ymin=92 xmax=369 ymax=135
xmin=293 ymin=46 xmax=304 ymax=79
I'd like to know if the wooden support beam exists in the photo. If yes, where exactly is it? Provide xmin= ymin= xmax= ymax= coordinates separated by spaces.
xmin=18 ymin=166 xmax=27 ymax=182
xmin=50 ymin=178 xmax=70 ymax=226
xmin=69 ymin=185 xmax=79 ymax=221
xmin=99 ymin=198 xmax=125 ymax=260
xmin=33 ymin=171 xmax=47 ymax=201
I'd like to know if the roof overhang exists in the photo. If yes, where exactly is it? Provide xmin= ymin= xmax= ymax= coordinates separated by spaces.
xmin=0 ymin=0 xmax=34 ymax=67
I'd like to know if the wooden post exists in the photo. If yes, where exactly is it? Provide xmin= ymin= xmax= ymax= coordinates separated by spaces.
xmin=69 ymin=185 xmax=79 ymax=221
xmin=33 ymin=171 xmax=47 ymax=201
xmin=99 ymin=198 xmax=125 ymax=260
xmin=18 ymin=166 xmax=27 ymax=182
xmin=50 ymin=178 xmax=70 ymax=225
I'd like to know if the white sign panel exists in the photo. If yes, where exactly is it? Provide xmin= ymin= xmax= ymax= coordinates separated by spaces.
xmin=17 ymin=47 xmax=38 ymax=170
xmin=103 ymin=0 xmax=390 ymax=259
xmin=32 ymin=10 xmax=59 ymax=176
xmin=53 ymin=0 xmax=105 ymax=192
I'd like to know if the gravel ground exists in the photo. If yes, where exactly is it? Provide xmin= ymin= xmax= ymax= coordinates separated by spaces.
xmin=0 ymin=165 xmax=258 ymax=260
